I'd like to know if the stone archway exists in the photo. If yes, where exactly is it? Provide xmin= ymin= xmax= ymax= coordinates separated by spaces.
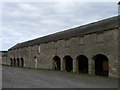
xmin=10 ymin=58 xmax=13 ymax=66
xmin=63 ymin=55 xmax=73 ymax=72
xmin=13 ymin=58 xmax=16 ymax=66
xmin=76 ymin=55 xmax=88 ymax=74
xmin=21 ymin=58 xmax=24 ymax=67
xmin=93 ymin=54 xmax=109 ymax=76
xmin=17 ymin=58 xmax=20 ymax=66
xmin=53 ymin=56 xmax=61 ymax=71
xmin=34 ymin=56 xmax=38 ymax=69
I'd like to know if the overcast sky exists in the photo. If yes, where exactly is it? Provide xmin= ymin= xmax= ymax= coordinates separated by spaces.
xmin=1 ymin=1 xmax=119 ymax=51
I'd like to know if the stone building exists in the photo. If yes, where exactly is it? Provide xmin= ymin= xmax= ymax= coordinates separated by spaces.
xmin=7 ymin=16 xmax=119 ymax=78
xmin=0 ymin=51 xmax=8 ymax=65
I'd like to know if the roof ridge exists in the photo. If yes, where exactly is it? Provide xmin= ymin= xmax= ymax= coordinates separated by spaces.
xmin=9 ymin=15 xmax=119 ymax=50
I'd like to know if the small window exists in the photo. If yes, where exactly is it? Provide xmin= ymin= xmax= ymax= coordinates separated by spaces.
xmin=96 ymin=33 xmax=103 ymax=42
xmin=52 ymin=42 xmax=55 ymax=49
xmin=79 ymin=36 xmax=84 ymax=45
xmin=31 ymin=46 xmax=34 ymax=51
xmin=45 ymin=43 xmax=48 ymax=49
xmin=38 ymin=45 xmax=41 ymax=53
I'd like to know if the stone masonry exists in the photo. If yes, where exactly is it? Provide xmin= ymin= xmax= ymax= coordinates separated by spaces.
xmin=5 ymin=16 xmax=120 ymax=78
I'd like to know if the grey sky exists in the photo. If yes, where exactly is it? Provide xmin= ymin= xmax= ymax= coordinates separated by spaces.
xmin=1 ymin=1 xmax=119 ymax=51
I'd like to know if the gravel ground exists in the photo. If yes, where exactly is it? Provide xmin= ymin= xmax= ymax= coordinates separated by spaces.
xmin=2 ymin=65 xmax=118 ymax=88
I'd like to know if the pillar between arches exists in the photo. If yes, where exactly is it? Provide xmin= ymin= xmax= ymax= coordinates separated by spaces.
xmin=73 ymin=58 xmax=78 ymax=73
xmin=88 ymin=58 xmax=95 ymax=75
xmin=61 ymin=58 xmax=65 ymax=71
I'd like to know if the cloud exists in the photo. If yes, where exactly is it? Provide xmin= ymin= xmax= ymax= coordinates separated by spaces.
xmin=2 ymin=27 xmax=23 ymax=37
xmin=1 ymin=0 xmax=120 ymax=2
xmin=1 ymin=2 xmax=118 ymax=50
xmin=17 ymin=3 xmax=37 ymax=11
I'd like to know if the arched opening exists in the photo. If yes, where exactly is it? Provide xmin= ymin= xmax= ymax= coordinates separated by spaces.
xmin=21 ymin=58 xmax=24 ymax=67
xmin=10 ymin=58 xmax=13 ymax=66
xmin=76 ymin=55 xmax=88 ymax=74
xmin=53 ymin=56 xmax=61 ymax=71
xmin=93 ymin=54 xmax=109 ymax=76
xmin=63 ymin=55 xmax=73 ymax=72
xmin=34 ymin=56 xmax=37 ymax=69
xmin=13 ymin=58 xmax=16 ymax=66
xmin=17 ymin=58 xmax=20 ymax=66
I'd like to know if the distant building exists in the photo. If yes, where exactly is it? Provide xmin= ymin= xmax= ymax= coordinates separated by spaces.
xmin=0 ymin=51 xmax=7 ymax=65
xmin=5 ymin=16 xmax=120 ymax=78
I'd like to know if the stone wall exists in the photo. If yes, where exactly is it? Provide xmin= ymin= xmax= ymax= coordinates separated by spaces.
xmin=7 ymin=28 xmax=119 ymax=78
xmin=1 ymin=51 xmax=8 ymax=65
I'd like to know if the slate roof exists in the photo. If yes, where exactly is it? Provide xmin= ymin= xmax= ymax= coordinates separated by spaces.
xmin=9 ymin=16 xmax=119 ymax=50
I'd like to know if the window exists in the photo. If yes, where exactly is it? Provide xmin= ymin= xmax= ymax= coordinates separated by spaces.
xmin=38 ymin=45 xmax=41 ymax=53
xmin=45 ymin=43 xmax=48 ymax=49
xmin=79 ymin=36 xmax=84 ymax=45
xmin=31 ymin=46 xmax=34 ymax=51
xmin=96 ymin=33 xmax=103 ymax=42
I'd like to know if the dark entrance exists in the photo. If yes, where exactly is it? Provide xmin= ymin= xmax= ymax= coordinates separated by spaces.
xmin=53 ymin=56 xmax=61 ymax=70
xmin=63 ymin=55 xmax=73 ymax=72
xmin=17 ymin=58 xmax=20 ymax=66
xmin=76 ymin=55 xmax=88 ymax=74
xmin=21 ymin=58 xmax=24 ymax=67
xmin=93 ymin=54 xmax=109 ymax=76
xmin=13 ymin=58 xmax=16 ymax=66
xmin=10 ymin=58 xmax=13 ymax=66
